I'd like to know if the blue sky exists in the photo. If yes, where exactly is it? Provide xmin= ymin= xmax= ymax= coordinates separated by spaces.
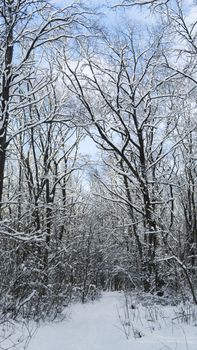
xmin=50 ymin=0 xmax=154 ymax=28
xmin=48 ymin=0 xmax=197 ymax=159
xmin=48 ymin=0 xmax=151 ymax=157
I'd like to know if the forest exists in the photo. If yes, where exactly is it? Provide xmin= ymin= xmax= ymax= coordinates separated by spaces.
xmin=0 ymin=0 xmax=197 ymax=337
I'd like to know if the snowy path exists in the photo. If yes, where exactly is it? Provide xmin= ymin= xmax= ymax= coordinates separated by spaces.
xmin=28 ymin=292 xmax=130 ymax=350
xmin=27 ymin=292 xmax=197 ymax=350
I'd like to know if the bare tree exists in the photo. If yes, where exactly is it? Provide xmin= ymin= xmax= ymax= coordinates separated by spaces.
xmin=59 ymin=25 xmax=188 ymax=290
xmin=0 ymin=0 xmax=88 ymax=211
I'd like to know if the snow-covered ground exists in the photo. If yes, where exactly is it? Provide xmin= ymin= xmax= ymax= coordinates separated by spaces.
xmin=28 ymin=292 xmax=130 ymax=350
xmin=28 ymin=292 xmax=197 ymax=350
xmin=1 ymin=292 xmax=197 ymax=350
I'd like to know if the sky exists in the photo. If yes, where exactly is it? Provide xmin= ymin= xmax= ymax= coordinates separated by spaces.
xmin=48 ymin=0 xmax=197 ymax=160
xmin=50 ymin=0 xmax=155 ymax=27
xmin=49 ymin=0 xmax=152 ymax=160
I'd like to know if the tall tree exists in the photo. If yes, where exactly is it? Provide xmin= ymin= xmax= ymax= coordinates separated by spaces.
xmin=0 ymin=0 xmax=87 ymax=210
xmin=60 ymin=27 xmax=185 ymax=290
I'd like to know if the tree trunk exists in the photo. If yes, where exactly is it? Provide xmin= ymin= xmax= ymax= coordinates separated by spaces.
xmin=0 ymin=6 xmax=14 ymax=213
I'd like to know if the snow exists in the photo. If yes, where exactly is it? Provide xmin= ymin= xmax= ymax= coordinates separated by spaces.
xmin=1 ymin=292 xmax=197 ymax=350
xmin=28 ymin=292 xmax=197 ymax=350
xmin=28 ymin=292 xmax=131 ymax=350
